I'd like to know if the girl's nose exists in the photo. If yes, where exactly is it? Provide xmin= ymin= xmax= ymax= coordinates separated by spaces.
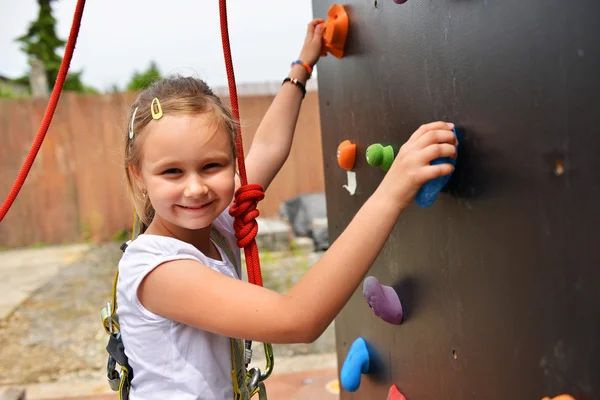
xmin=184 ymin=177 xmax=209 ymax=198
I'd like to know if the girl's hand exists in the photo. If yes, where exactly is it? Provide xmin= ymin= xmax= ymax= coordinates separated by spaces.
xmin=381 ymin=121 xmax=458 ymax=209
xmin=297 ymin=18 xmax=325 ymax=68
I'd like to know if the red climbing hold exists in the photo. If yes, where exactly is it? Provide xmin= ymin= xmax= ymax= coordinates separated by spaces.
xmin=387 ymin=385 xmax=407 ymax=400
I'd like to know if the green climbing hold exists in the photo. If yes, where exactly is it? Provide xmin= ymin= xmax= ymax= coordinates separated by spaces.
xmin=366 ymin=143 xmax=395 ymax=171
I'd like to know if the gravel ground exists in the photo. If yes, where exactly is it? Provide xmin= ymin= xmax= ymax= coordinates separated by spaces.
xmin=0 ymin=243 xmax=335 ymax=386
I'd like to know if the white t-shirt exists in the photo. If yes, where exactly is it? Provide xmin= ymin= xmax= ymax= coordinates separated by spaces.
xmin=117 ymin=211 xmax=244 ymax=400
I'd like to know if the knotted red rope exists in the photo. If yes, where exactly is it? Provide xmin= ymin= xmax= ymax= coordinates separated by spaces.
xmin=219 ymin=0 xmax=264 ymax=287
xmin=0 ymin=0 xmax=86 ymax=223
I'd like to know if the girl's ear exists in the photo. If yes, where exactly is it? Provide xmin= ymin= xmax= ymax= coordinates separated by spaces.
xmin=129 ymin=164 xmax=140 ymax=178
xmin=129 ymin=164 xmax=145 ymax=192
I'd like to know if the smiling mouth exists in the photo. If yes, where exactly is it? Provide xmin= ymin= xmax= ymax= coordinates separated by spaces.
xmin=177 ymin=201 xmax=214 ymax=211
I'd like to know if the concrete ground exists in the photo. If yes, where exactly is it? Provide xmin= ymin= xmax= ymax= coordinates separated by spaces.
xmin=0 ymin=239 xmax=340 ymax=400
xmin=0 ymin=244 xmax=91 ymax=320
xmin=5 ymin=363 xmax=338 ymax=400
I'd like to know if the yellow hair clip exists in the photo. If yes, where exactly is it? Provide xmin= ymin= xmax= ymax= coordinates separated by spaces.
xmin=151 ymin=97 xmax=163 ymax=120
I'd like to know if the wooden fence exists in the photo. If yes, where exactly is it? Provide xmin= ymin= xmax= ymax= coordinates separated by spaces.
xmin=0 ymin=90 xmax=324 ymax=248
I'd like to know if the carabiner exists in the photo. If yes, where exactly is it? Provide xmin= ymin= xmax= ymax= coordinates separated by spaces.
xmin=246 ymin=367 xmax=261 ymax=393
xmin=106 ymin=302 xmax=113 ymax=334
xmin=259 ymin=343 xmax=274 ymax=382
xmin=106 ymin=355 xmax=121 ymax=391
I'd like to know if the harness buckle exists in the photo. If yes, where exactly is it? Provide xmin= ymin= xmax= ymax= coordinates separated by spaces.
xmin=101 ymin=303 xmax=120 ymax=335
xmin=106 ymin=355 xmax=121 ymax=391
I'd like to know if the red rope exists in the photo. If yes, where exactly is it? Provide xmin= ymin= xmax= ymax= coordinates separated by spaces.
xmin=0 ymin=0 xmax=87 ymax=223
xmin=1 ymin=1 xmax=264 ymax=289
xmin=219 ymin=0 xmax=264 ymax=287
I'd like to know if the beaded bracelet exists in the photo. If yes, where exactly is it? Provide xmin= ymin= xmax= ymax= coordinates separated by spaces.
xmin=290 ymin=59 xmax=313 ymax=76
xmin=282 ymin=77 xmax=306 ymax=98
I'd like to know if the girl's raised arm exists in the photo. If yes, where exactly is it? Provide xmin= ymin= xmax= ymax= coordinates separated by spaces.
xmin=239 ymin=19 xmax=324 ymax=192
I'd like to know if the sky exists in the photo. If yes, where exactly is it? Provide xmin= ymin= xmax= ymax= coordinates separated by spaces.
xmin=0 ymin=0 xmax=316 ymax=91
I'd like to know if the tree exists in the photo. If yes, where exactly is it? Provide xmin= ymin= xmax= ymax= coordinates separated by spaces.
xmin=126 ymin=61 xmax=162 ymax=91
xmin=16 ymin=0 xmax=95 ymax=93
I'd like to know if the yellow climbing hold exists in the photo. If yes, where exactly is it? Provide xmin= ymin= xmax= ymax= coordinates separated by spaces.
xmin=325 ymin=379 xmax=340 ymax=394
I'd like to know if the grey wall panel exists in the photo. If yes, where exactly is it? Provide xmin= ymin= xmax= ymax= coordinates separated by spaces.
xmin=312 ymin=0 xmax=600 ymax=399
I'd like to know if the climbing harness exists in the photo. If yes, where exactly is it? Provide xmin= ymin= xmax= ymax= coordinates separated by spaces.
xmin=100 ymin=214 xmax=139 ymax=399
xmin=100 ymin=1 xmax=275 ymax=396
xmin=101 ymin=213 xmax=274 ymax=399
xmin=210 ymin=226 xmax=273 ymax=399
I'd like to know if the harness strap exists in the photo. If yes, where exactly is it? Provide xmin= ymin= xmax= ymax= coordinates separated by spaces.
xmin=103 ymin=221 xmax=271 ymax=399
xmin=210 ymin=226 xmax=240 ymax=276
xmin=102 ymin=212 xmax=138 ymax=335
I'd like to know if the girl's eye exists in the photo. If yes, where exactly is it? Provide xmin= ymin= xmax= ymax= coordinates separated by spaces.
xmin=203 ymin=163 xmax=221 ymax=170
xmin=163 ymin=168 xmax=181 ymax=175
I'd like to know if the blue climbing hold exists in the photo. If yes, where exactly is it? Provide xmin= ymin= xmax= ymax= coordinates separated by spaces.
xmin=340 ymin=337 xmax=371 ymax=392
xmin=415 ymin=128 xmax=458 ymax=208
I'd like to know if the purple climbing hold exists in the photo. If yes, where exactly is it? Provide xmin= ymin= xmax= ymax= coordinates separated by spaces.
xmin=393 ymin=0 xmax=409 ymax=4
xmin=363 ymin=276 xmax=403 ymax=325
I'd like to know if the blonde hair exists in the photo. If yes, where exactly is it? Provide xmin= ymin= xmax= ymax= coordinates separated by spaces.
xmin=124 ymin=76 xmax=238 ymax=230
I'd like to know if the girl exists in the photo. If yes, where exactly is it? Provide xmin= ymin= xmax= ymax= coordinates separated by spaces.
xmin=117 ymin=19 xmax=458 ymax=399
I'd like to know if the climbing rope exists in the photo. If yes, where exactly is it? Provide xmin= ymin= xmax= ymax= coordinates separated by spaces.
xmin=0 ymin=0 xmax=265 ymax=291
xmin=2 ymin=0 xmax=267 ymax=333
xmin=1 ymin=0 xmax=266 ymax=326
xmin=3 ymin=0 xmax=270 ymax=395
xmin=219 ymin=4 xmax=273 ymax=392
xmin=0 ymin=0 xmax=87 ymax=223
xmin=218 ymin=0 xmax=265 ymax=287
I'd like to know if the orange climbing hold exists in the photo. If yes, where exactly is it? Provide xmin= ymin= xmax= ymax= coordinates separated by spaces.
xmin=387 ymin=385 xmax=407 ymax=400
xmin=337 ymin=140 xmax=357 ymax=170
xmin=320 ymin=4 xmax=348 ymax=58
xmin=542 ymin=396 xmax=575 ymax=400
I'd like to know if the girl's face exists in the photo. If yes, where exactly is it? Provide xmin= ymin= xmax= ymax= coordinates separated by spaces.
xmin=135 ymin=113 xmax=235 ymax=232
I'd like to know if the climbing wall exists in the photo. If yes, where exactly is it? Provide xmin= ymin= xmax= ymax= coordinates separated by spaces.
xmin=312 ymin=0 xmax=600 ymax=399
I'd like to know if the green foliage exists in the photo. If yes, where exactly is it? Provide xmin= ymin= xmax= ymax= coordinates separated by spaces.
xmin=111 ymin=229 xmax=130 ymax=242
xmin=0 ymin=86 xmax=17 ymax=98
xmin=83 ymin=85 xmax=100 ymax=94
xmin=64 ymin=72 xmax=85 ymax=92
xmin=16 ymin=0 xmax=64 ymax=79
xmin=0 ymin=76 xmax=31 ymax=98
xmin=126 ymin=61 xmax=162 ymax=91
xmin=16 ymin=0 xmax=97 ymax=93
xmin=80 ymin=220 xmax=92 ymax=242
xmin=260 ymin=250 xmax=275 ymax=264
xmin=11 ymin=75 xmax=31 ymax=87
